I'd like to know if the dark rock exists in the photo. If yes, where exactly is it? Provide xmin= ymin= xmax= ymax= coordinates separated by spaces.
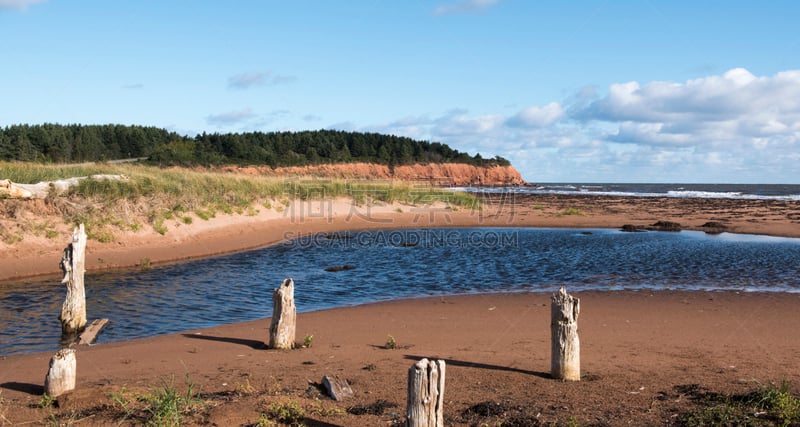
xmin=325 ymin=265 xmax=356 ymax=272
xmin=580 ymin=231 xmax=593 ymax=235
xmin=649 ymin=221 xmax=682 ymax=231
xmin=701 ymin=221 xmax=727 ymax=234
xmin=621 ymin=224 xmax=646 ymax=232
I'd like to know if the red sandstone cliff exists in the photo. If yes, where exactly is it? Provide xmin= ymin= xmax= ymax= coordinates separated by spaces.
xmin=224 ymin=163 xmax=526 ymax=186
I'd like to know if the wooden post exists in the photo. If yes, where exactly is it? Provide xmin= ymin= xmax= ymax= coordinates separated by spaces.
xmin=268 ymin=278 xmax=296 ymax=349
xmin=44 ymin=348 xmax=76 ymax=397
xmin=551 ymin=286 xmax=580 ymax=381
xmin=407 ymin=358 xmax=445 ymax=427
xmin=59 ymin=224 xmax=87 ymax=338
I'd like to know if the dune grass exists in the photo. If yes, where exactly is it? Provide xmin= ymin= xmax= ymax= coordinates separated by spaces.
xmin=1 ymin=162 xmax=478 ymax=242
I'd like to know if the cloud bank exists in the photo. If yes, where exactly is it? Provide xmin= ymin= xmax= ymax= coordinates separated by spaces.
xmin=361 ymin=68 xmax=800 ymax=182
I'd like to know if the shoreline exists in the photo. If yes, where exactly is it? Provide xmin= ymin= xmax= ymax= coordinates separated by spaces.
xmin=2 ymin=290 xmax=799 ymax=425
xmin=2 ymin=193 xmax=800 ymax=284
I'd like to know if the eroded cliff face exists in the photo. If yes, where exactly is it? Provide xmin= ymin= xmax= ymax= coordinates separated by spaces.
xmin=225 ymin=162 xmax=526 ymax=186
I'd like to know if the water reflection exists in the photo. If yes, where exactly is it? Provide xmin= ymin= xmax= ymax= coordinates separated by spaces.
xmin=2 ymin=228 xmax=800 ymax=355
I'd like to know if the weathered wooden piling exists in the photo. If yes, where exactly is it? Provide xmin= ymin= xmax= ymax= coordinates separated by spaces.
xmin=407 ymin=358 xmax=446 ymax=427
xmin=269 ymin=278 xmax=296 ymax=349
xmin=44 ymin=348 xmax=76 ymax=397
xmin=551 ymin=286 xmax=580 ymax=381
xmin=59 ymin=224 xmax=87 ymax=338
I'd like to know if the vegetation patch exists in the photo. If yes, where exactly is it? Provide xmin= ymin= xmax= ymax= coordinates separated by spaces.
xmin=559 ymin=207 xmax=586 ymax=216
xmin=675 ymin=381 xmax=800 ymax=427
xmin=108 ymin=377 xmax=205 ymax=426
xmin=0 ymin=162 xmax=478 ymax=243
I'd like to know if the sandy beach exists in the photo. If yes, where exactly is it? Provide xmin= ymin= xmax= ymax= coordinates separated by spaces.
xmin=1 ymin=292 xmax=799 ymax=426
xmin=2 ymin=194 xmax=800 ymax=425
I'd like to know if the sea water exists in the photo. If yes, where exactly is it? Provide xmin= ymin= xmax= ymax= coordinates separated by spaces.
xmin=2 ymin=227 xmax=800 ymax=355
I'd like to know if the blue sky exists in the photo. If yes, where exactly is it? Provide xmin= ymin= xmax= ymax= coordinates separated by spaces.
xmin=2 ymin=0 xmax=799 ymax=183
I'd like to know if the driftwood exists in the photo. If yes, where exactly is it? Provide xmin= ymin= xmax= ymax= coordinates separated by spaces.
xmin=551 ymin=286 xmax=580 ymax=381
xmin=407 ymin=358 xmax=445 ymax=427
xmin=60 ymin=224 xmax=87 ymax=338
xmin=268 ymin=278 xmax=296 ymax=349
xmin=44 ymin=348 xmax=76 ymax=397
xmin=77 ymin=318 xmax=109 ymax=345
xmin=0 ymin=175 xmax=128 ymax=199
xmin=322 ymin=375 xmax=354 ymax=401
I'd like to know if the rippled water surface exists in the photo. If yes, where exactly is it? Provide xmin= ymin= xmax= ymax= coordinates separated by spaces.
xmin=2 ymin=228 xmax=800 ymax=355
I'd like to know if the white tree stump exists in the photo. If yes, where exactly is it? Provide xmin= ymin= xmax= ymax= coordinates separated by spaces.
xmin=44 ymin=348 xmax=76 ymax=397
xmin=268 ymin=278 xmax=296 ymax=349
xmin=551 ymin=286 xmax=580 ymax=381
xmin=407 ymin=358 xmax=445 ymax=427
xmin=59 ymin=224 xmax=87 ymax=338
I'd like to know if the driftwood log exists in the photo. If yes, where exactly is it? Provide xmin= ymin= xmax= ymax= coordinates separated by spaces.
xmin=59 ymin=224 xmax=87 ymax=339
xmin=44 ymin=348 xmax=76 ymax=397
xmin=551 ymin=286 xmax=580 ymax=381
xmin=268 ymin=278 xmax=296 ymax=349
xmin=0 ymin=175 xmax=128 ymax=199
xmin=407 ymin=358 xmax=446 ymax=427
xmin=77 ymin=318 xmax=110 ymax=345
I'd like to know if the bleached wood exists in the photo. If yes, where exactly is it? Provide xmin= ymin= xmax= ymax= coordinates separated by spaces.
xmin=77 ymin=318 xmax=109 ymax=345
xmin=268 ymin=278 xmax=296 ymax=349
xmin=551 ymin=286 xmax=580 ymax=381
xmin=322 ymin=375 xmax=354 ymax=401
xmin=59 ymin=224 xmax=87 ymax=338
xmin=407 ymin=358 xmax=445 ymax=427
xmin=0 ymin=175 xmax=128 ymax=199
xmin=44 ymin=348 xmax=76 ymax=397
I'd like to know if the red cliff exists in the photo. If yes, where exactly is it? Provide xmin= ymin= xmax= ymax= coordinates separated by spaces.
xmin=225 ymin=163 xmax=526 ymax=186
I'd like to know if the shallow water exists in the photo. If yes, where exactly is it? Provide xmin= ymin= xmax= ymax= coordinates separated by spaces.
xmin=2 ymin=228 xmax=800 ymax=355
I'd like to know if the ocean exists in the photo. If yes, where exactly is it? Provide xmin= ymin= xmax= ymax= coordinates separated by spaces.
xmin=453 ymin=183 xmax=800 ymax=201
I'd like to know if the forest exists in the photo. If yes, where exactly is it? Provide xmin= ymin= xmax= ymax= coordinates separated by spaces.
xmin=0 ymin=124 xmax=510 ymax=168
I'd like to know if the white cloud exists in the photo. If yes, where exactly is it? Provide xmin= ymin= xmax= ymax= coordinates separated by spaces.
xmin=227 ymin=71 xmax=297 ymax=90
xmin=434 ymin=111 xmax=504 ymax=136
xmin=206 ymin=108 xmax=257 ymax=126
xmin=434 ymin=0 xmax=498 ymax=16
xmin=507 ymin=102 xmax=564 ymax=128
xmin=0 ymin=0 xmax=46 ymax=10
xmin=349 ymin=68 xmax=800 ymax=182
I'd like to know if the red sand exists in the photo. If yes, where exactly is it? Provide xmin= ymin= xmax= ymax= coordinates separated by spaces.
xmin=1 ymin=194 xmax=800 ymax=425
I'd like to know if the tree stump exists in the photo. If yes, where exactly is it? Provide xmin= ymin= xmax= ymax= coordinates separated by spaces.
xmin=59 ymin=224 xmax=87 ymax=339
xmin=551 ymin=286 xmax=580 ymax=381
xmin=407 ymin=358 xmax=445 ymax=427
xmin=268 ymin=278 xmax=296 ymax=349
xmin=44 ymin=348 xmax=76 ymax=397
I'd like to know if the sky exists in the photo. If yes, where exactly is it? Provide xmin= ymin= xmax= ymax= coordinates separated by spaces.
xmin=2 ymin=1 xmax=799 ymax=183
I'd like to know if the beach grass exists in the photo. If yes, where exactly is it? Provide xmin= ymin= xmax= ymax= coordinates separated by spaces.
xmin=677 ymin=381 xmax=800 ymax=426
xmin=1 ymin=162 xmax=478 ymax=241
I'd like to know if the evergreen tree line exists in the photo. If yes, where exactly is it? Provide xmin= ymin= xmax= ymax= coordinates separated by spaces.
xmin=0 ymin=124 xmax=510 ymax=168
